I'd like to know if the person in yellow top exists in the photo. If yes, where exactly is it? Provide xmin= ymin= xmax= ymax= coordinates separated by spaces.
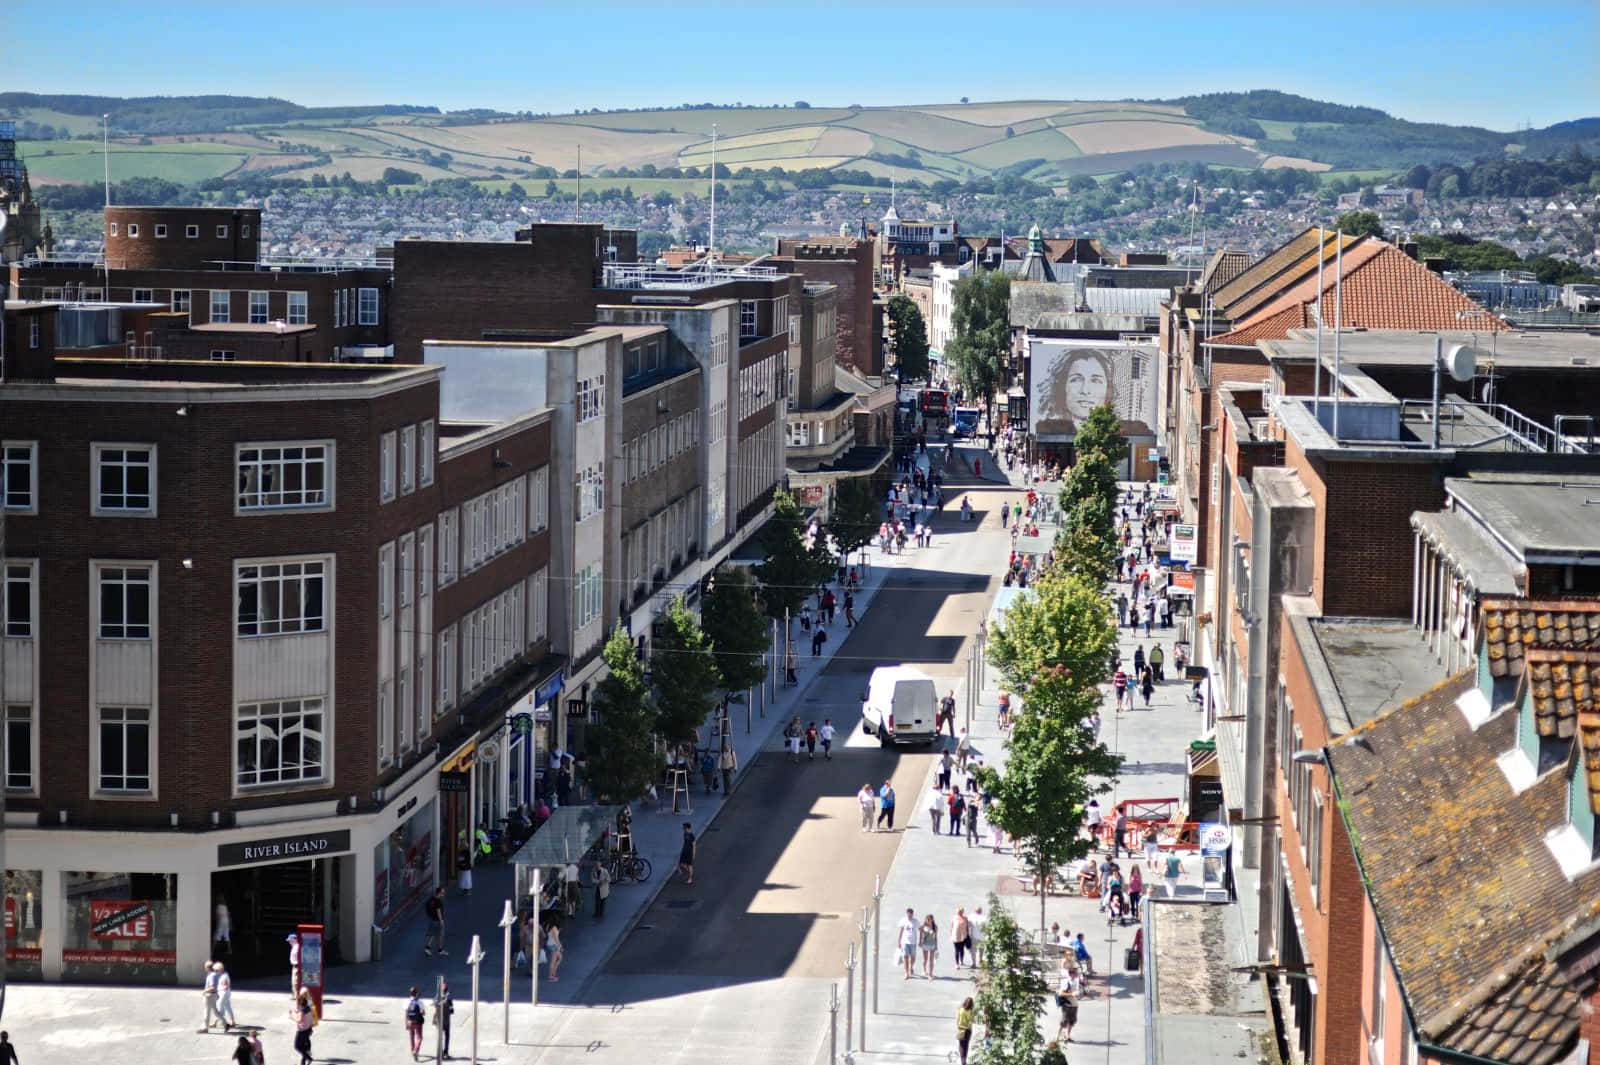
xmin=955 ymin=997 xmax=976 ymax=1065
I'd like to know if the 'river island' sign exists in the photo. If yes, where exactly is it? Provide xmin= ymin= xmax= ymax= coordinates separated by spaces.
xmin=217 ymin=829 xmax=352 ymax=868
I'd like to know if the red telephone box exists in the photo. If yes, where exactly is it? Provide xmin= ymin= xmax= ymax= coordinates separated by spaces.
xmin=297 ymin=923 xmax=325 ymax=1016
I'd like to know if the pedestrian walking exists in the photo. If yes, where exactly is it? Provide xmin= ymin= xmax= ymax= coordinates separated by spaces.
xmin=1116 ymin=591 xmax=1128 ymax=626
xmin=423 ymin=887 xmax=447 ymax=956
xmin=919 ymin=914 xmax=939 ymax=978
xmin=811 ymin=624 xmax=827 ymax=656
xmin=1164 ymin=851 xmax=1184 ymax=897
xmin=546 ymin=923 xmax=565 ymax=980
xmin=877 ymin=781 xmax=897 ymax=831
xmin=1112 ymin=667 xmax=1129 ymax=711
xmin=858 ymin=783 xmax=877 ymax=831
xmin=290 ymin=989 xmax=316 ymax=1065
xmin=951 ymin=908 xmax=972 ymax=967
xmin=202 ymin=960 xmax=222 ymax=1031
xmin=805 ymin=721 xmax=819 ymax=760
xmin=1129 ymin=865 xmax=1144 ymax=920
xmin=1141 ymin=667 xmax=1155 ymax=708
xmin=718 ymin=742 xmax=738 ymax=792
xmin=286 ymin=931 xmax=302 ymax=998
xmin=785 ymin=720 xmax=802 ymax=763
xmin=1055 ymin=959 xmax=1082 ymax=1043
xmin=956 ymin=998 xmax=975 ymax=1065
xmin=969 ymin=907 xmax=985 ymax=967
xmin=927 ymin=788 xmax=944 ymax=834
xmin=1114 ymin=811 xmax=1129 ymax=858
xmin=964 ymin=799 xmax=980 ymax=846
xmin=997 ymin=688 xmax=1012 ymax=730
xmin=844 ymin=591 xmax=856 ymax=628
xmin=699 ymin=747 xmax=717 ymax=793
xmin=231 ymin=1035 xmax=254 ymax=1065
xmin=0 ymin=1034 xmax=18 ymax=1065
xmin=1150 ymin=643 xmax=1165 ymax=682
xmin=785 ymin=643 xmax=798 ymax=686
xmin=937 ymin=749 xmax=953 ymax=790
xmin=1084 ymin=799 xmax=1103 ymax=848
xmin=434 ymin=981 xmax=455 ymax=1057
xmin=405 ymin=986 xmax=426 ymax=1060
xmin=1132 ymin=645 xmax=1145 ymax=678
xmin=248 ymin=1030 xmax=264 ymax=1065
xmin=820 ymin=719 xmax=835 ymax=760
xmin=678 ymin=822 xmax=696 ymax=885
xmin=594 ymin=861 xmax=610 ymax=918
xmin=215 ymin=961 xmax=237 ymax=1030
xmin=948 ymin=788 xmax=965 ymax=836
xmin=939 ymin=690 xmax=957 ymax=738
xmin=897 ymin=908 xmax=918 ymax=978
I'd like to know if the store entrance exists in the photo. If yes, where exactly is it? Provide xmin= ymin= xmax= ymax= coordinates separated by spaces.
xmin=211 ymin=857 xmax=341 ymax=980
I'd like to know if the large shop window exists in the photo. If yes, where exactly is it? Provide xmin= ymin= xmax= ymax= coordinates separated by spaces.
xmin=5 ymin=869 xmax=43 ymax=980
xmin=373 ymin=798 xmax=436 ymax=931
xmin=62 ymin=871 xmax=178 ymax=983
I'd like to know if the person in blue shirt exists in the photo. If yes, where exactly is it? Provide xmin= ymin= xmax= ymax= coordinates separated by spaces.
xmin=877 ymin=782 xmax=897 ymax=831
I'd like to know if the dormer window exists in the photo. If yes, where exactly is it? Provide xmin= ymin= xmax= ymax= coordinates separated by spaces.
xmin=1546 ymin=742 xmax=1600 ymax=877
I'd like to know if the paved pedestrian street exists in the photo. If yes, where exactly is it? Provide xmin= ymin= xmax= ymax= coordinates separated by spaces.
xmin=7 ymin=446 xmax=1205 ymax=1065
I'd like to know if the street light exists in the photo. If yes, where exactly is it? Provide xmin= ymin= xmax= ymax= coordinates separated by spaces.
xmin=467 ymin=934 xmax=486 ymax=1065
xmin=498 ymin=900 xmax=517 ymax=1044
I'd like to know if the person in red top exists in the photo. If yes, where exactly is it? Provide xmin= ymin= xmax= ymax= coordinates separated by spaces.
xmin=1112 ymin=668 xmax=1130 ymax=711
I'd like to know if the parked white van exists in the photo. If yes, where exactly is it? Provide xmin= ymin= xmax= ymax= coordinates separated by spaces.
xmin=861 ymin=666 xmax=939 ymax=746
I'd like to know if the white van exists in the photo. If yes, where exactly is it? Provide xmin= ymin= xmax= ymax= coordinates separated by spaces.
xmin=861 ymin=666 xmax=939 ymax=747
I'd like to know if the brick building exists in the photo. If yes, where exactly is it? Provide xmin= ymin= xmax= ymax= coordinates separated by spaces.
xmin=12 ymin=205 xmax=392 ymax=362
xmin=773 ymin=235 xmax=880 ymax=376
xmin=1 ymin=322 xmax=559 ymax=984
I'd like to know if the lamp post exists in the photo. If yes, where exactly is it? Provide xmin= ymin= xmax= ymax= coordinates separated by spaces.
xmin=844 ymin=944 xmax=856 ymax=1050
xmin=529 ymin=867 xmax=542 ymax=1010
xmin=498 ymin=900 xmax=516 ymax=1044
xmin=858 ymin=906 xmax=869 ymax=1051
xmin=467 ymin=934 xmax=486 ymax=1065
xmin=871 ymin=876 xmax=883 ymax=1014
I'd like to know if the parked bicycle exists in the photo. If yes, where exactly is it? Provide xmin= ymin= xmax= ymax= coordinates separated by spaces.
xmin=607 ymin=850 xmax=652 ymax=883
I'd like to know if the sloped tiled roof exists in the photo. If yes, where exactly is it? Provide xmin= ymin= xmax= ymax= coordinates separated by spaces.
xmin=1198 ymin=248 xmax=1251 ymax=295
xmin=1525 ymin=650 xmax=1599 ymax=742
xmin=1580 ymin=713 xmax=1600 ymax=814
xmin=1327 ymin=668 xmax=1600 ymax=1065
xmin=1212 ymin=228 xmax=1358 ymax=319
xmin=1207 ymin=302 xmax=1308 ymax=346
xmin=1480 ymin=598 xmax=1600 ymax=681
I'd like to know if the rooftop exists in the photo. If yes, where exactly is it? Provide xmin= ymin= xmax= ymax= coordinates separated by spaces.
xmin=1261 ymin=327 xmax=1600 ymax=371
xmin=602 ymin=260 xmax=782 ymax=291
xmin=1447 ymin=473 xmax=1600 ymax=565
xmin=6 ymin=356 xmax=434 ymax=395
xmin=1292 ymin=613 xmax=1450 ymax=731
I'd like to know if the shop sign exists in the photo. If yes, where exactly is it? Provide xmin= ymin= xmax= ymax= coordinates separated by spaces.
xmin=478 ymin=739 xmax=502 ymax=764
xmin=217 ymin=828 xmax=351 ymax=868
xmin=534 ymin=671 xmax=565 ymax=707
xmin=1198 ymin=823 xmax=1232 ymax=856
xmin=1170 ymin=524 xmax=1197 ymax=564
xmin=1170 ymin=570 xmax=1195 ymax=592
xmin=90 ymin=900 xmax=154 ymax=940
xmin=439 ymin=771 xmax=470 ymax=794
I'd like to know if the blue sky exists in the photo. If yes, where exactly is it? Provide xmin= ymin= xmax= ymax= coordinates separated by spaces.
xmin=10 ymin=1 xmax=1598 ymax=130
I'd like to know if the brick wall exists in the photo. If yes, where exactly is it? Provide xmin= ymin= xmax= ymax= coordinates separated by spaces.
xmin=774 ymin=247 xmax=879 ymax=376
xmin=1318 ymin=458 xmax=1442 ymax=618
xmin=105 ymin=206 xmax=260 ymax=270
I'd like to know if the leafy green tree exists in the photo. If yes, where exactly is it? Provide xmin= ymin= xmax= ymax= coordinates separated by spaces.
xmin=651 ymin=597 xmax=723 ymax=747
xmin=830 ymin=476 xmax=882 ymax=561
xmin=1334 ymin=210 xmax=1383 ymax=238
xmin=584 ymin=624 xmax=659 ymax=802
xmin=1059 ymin=448 xmax=1117 ymax=518
xmin=885 ymin=293 xmax=931 ymax=382
xmin=1057 ymin=494 xmax=1118 ymax=586
xmin=971 ymin=897 xmax=1048 ymax=1065
xmin=1071 ymin=404 xmax=1128 ymax=468
xmin=986 ymin=570 xmax=1118 ymax=697
xmin=946 ymin=271 xmax=1012 ymax=428
xmin=754 ymin=491 xmax=835 ymax=622
xmin=701 ymin=569 xmax=770 ymax=693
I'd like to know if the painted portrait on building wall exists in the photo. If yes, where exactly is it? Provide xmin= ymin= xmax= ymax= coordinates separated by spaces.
xmin=1029 ymin=342 xmax=1156 ymax=439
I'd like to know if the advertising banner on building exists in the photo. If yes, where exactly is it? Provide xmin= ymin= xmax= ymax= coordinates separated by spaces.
xmin=90 ymin=900 xmax=154 ymax=940
xmin=1169 ymin=523 xmax=1197 ymax=564
xmin=1028 ymin=340 xmax=1159 ymax=441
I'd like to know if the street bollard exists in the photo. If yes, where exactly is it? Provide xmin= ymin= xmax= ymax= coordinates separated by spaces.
xmin=844 ymin=944 xmax=856 ymax=1051
xmin=467 ymin=934 xmax=485 ymax=1065
xmin=858 ymin=905 xmax=870 ymax=1050
xmin=530 ymin=867 xmax=541 ymax=1010
xmin=498 ymin=900 xmax=516 ymax=1045
xmin=829 ymin=982 xmax=839 ymax=1065
xmin=434 ymin=975 xmax=446 ymax=1065
xmin=872 ymin=876 xmax=883 ymax=1014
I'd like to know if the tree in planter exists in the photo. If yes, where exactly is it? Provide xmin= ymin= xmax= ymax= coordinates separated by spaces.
xmin=583 ymin=624 xmax=659 ymax=803
xmin=701 ymin=569 xmax=769 ymax=695
xmin=830 ymin=476 xmax=881 ymax=564
xmin=972 ymin=895 xmax=1048 ymax=1065
xmin=986 ymin=570 xmax=1118 ymax=697
xmin=753 ymin=490 xmax=836 ymax=622
xmin=886 ymin=292 xmax=930 ymax=383
xmin=650 ymin=596 xmax=723 ymax=748
xmin=945 ymin=271 xmax=1012 ymax=429
xmin=976 ymin=667 xmax=1121 ymax=944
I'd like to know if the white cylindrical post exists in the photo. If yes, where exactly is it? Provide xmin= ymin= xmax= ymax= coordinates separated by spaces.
xmin=498 ymin=899 xmax=516 ymax=1044
xmin=530 ymin=868 xmax=541 ymax=1009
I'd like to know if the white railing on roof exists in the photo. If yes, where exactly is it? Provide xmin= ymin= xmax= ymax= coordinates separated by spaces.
xmin=604 ymin=260 xmax=780 ymax=290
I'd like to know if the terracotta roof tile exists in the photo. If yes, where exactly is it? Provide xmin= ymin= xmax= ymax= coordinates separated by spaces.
xmin=1198 ymin=249 xmax=1252 ymax=295
xmin=1213 ymin=228 xmax=1362 ymax=321
xmin=1434 ymin=957 xmax=1583 ymax=1065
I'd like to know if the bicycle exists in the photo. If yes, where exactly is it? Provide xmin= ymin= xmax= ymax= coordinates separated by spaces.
xmin=607 ymin=851 xmax=652 ymax=884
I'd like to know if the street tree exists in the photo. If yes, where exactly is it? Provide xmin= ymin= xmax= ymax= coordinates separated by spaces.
xmin=753 ymin=490 xmax=836 ymax=622
xmin=830 ymin=476 xmax=881 ymax=562
xmin=583 ymin=624 xmax=659 ymax=803
xmin=972 ymin=896 xmax=1048 ymax=1065
xmin=1071 ymin=403 xmax=1128 ymax=468
xmin=1334 ymin=209 xmax=1383 ymax=238
xmin=986 ymin=569 xmax=1118 ymax=697
xmin=701 ymin=569 xmax=770 ymax=694
xmin=1056 ymin=494 xmax=1118 ymax=586
xmin=886 ymin=292 xmax=931 ymax=383
xmin=945 ymin=270 xmax=1011 ymax=427
xmin=651 ymin=597 xmax=723 ymax=747
xmin=1059 ymin=445 xmax=1118 ymax=517
xmin=976 ymin=667 xmax=1122 ymax=942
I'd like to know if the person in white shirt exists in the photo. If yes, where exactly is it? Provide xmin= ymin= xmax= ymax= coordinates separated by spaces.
xmin=857 ymin=784 xmax=877 ymax=832
xmin=1084 ymin=800 xmax=1104 ymax=848
xmin=896 ymin=908 xmax=918 ymax=979
xmin=820 ymin=719 xmax=836 ymax=760
xmin=968 ymin=906 xmax=987 ymax=967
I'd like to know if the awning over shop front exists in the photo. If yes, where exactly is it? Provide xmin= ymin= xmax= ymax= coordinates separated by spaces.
xmin=509 ymin=804 xmax=621 ymax=869
xmin=1016 ymin=532 xmax=1053 ymax=556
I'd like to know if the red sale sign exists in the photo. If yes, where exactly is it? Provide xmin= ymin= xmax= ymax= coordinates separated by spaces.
xmin=89 ymin=900 xmax=154 ymax=941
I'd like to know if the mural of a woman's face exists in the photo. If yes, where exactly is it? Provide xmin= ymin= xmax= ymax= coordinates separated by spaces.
xmin=1065 ymin=354 xmax=1109 ymax=423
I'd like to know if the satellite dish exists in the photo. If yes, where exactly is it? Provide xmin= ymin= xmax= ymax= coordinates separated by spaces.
xmin=1445 ymin=343 xmax=1477 ymax=383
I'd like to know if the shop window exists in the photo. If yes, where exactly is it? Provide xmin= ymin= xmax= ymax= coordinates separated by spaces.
xmin=4 ymin=869 xmax=43 ymax=980
xmin=373 ymin=798 xmax=435 ymax=930
xmin=62 ymin=871 xmax=178 ymax=983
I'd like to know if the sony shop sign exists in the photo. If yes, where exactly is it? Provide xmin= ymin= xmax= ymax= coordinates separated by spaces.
xmin=218 ymin=829 xmax=352 ymax=868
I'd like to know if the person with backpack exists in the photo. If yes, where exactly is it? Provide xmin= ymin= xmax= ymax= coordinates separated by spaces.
xmin=405 ymin=986 xmax=426 ymax=1060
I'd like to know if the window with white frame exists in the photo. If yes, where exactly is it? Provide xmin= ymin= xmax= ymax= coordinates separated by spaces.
xmin=417 ymin=523 xmax=434 ymax=596
xmin=185 ymin=224 xmax=199 ymax=239
xmin=211 ymin=350 xmax=235 ymax=362
xmin=438 ymin=508 xmax=458 ymax=586
xmin=577 ymin=375 xmax=606 ymax=422
xmin=210 ymin=290 xmax=231 ymax=323
xmin=93 ymin=444 xmax=156 ymax=515
xmin=528 ymin=467 xmax=549 ymax=532
xmin=5 ymin=704 xmax=33 ymax=792
xmin=4 ymin=562 xmax=35 ymax=638
xmin=2 ymin=442 xmax=37 ymax=511
xmin=217 ymin=224 xmax=229 ymax=239
xmin=236 ymin=698 xmax=325 ymax=788
xmin=237 ymin=559 xmax=326 ymax=637
xmin=397 ymin=668 xmax=412 ymax=753
xmin=358 ymin=287 xmax=379 ymax=326
xmin=574 ymin=562 xmax=603 ymax=630
xmin=28 ymin=317 xmax=40 ymax=349
xmin=171 ymin=289 xmax=191 ymax=314
xmin=576 ymin=463 xmax=604 ymax=521
xmin=709 ymin=401 xmax=726 ymax=445
xmin=98 ymin=565 xmax=152 ymax=639
xmin=132 ymin=288 xmax=153 ymax=304
xmin=287 ymin=291 xmax=308 ymax=325
xmin=528 ymin=567 xmax=548 ymax=644
xmin=127 ymin=223 xmax=138 ymax=237
xmin=334 ymin=289 xmax=344 ymax=328
xmin=154 ymin=223 xmax=167 ymax=238
xmin=438 ymin=625 xmax=456 ymax=711
xmin=237 ymin=442 xmax=331 ymax=510
xmin=397 ymin=534 xmax=414 ymax=610
xmin=378 ymin=543 xmax=394 ymax=620
xmin=1308 ymin=790 xmax=1324 ymax=907
xmin=399 ymin=426 xmax=415 ymax=495
xmin=1370 ymin=930 xmax=1388 ymax=1065
xmin=97 ymin=707 xmax=152 ymax=792
xmin=377 ymin=679 xmax=393 ymax=768
xmin=248 ymin=290 xmax=269 ymax=324
xmin=419 ymin=420 xmax=435 ymax=486
xmin=740 ymin=300 xmax=757 ymax=339
xmin=108 ymin=222 xmax=118 ymax=236
xmin=711 ymin=325 xmax=729 ymax=366
xmin=379 ymin=431 xmax=396 ymax=502
xmin=242 ymin=223 xmax=252 ymax=238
